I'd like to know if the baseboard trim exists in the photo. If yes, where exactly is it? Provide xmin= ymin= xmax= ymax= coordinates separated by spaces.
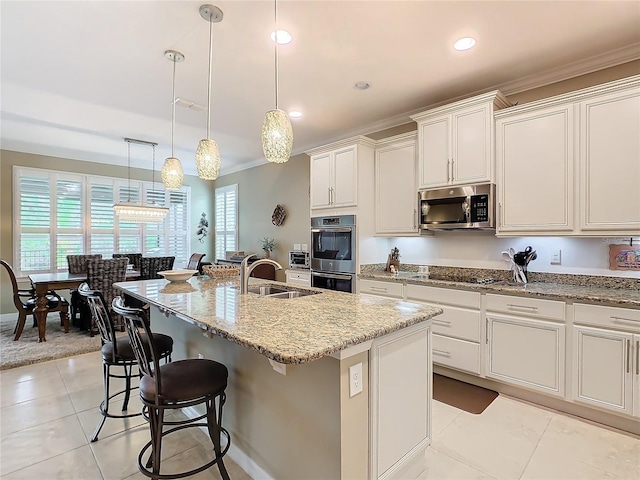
xmin=434 ymin=366 xmax=640 ymax=436
xmin=182 ymin=406 xmax=275 ymax=480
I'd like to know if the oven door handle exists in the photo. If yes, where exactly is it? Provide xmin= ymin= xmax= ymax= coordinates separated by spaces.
xmin=311 ymin=228 xmax=353 ymax=233
xmin=311 ymin=271 xmax=353 ymax=280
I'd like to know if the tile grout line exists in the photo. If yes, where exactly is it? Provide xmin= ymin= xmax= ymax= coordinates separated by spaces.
xmin=517 ymin=411 xmax=554 ymax=480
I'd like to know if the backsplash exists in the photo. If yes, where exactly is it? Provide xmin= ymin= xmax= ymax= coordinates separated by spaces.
xmin=360 ymin=263 xmax=640 ymax=290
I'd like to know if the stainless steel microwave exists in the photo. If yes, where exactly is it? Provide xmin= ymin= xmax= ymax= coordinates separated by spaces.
xmin=418 ymin=183 xmax=495 ymax=231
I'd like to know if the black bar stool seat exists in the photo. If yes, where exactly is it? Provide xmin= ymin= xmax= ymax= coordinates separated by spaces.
xmin=112 ymin=296 xmax=231 ymax=480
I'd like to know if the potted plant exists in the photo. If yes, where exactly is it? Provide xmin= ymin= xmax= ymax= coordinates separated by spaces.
xmin=259 ymin=237 xmax=275 ymax=258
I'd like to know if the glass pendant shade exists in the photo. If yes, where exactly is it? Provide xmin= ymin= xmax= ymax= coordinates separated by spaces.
xmin=113 ymin=202 xmax=169 ymax=223
xmin=161 ymin=157 xmax=184 ymax=190
xmin=195 ymin=138 xmax=221 ymax=180
xmin=262 ymin=109 xmax=293 ymax=164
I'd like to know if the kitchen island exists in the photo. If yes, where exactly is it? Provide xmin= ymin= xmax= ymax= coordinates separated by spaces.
xmin=115 ymin=276 xmax=442 ymax=480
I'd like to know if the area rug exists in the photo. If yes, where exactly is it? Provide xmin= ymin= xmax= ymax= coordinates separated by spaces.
xmin=0 ymin=314 xmax=101 ymax=370
xmin=433 ymin=373 xmax=498 ymax=414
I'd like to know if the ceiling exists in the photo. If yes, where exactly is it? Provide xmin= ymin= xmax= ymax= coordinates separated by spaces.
xmin=2 ymin=1 xmax=639 ymax=177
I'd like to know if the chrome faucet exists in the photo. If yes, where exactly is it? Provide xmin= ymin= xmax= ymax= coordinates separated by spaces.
xmin=239 ymin=254 xmax=283 ymax=294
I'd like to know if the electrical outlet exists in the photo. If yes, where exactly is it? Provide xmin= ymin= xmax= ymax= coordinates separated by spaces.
xmin=198 ymin=353 xmax=204 ymax=359
xmin=551 ymin=250 xmax=562 ymax=265
xmin=301 ymin=244 xmax=308 ymax=252
xmin=294 ymin=243 xmax=301 ymax=251
xmin=349 ymin=362 xmax=363 ymax=397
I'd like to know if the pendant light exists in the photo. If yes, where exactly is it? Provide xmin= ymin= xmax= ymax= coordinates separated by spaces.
xmin=114 ymin=138 xmax=169 ymax=223
xmin=261 ymin=0 xmax=293 ymax=164
xmin=162 ymin=49 xmax=185 ymax=190
xmin=195 ymin=4 xmax=223 ymax=180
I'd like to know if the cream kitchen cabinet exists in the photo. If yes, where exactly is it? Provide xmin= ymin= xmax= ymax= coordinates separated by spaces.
xmin=406 ymin=284 xmax=482 ymax=375
xmin=359 ymin=278 xmax=404 ymax=299
xmin=496 ymin=103 xmax=575 ymax=234
xmin=374 ymin=132 xmax=419 ymax=235
xmin=572 ymin=303 xmax=640 ymax=417
xmin=411 ymin=91 xmax=510 ymax=189
xmin=579 ymin=86 xmax=640 ymax=234
xmin=495 ymin=74 xmax=640 ymax=236
xmin=285 ymin=269 xmax=311 ymax=287
xmin=485 ymin=294 xmax=565 ymax=397
xmin=307 ymin=136 xmax=375 ymax=210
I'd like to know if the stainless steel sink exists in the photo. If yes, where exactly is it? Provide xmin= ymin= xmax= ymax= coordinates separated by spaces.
xmin=246 ymin=284 xmax=321 ymax=299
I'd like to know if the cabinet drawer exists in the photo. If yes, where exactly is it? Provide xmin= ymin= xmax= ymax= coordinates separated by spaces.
xmin=359 ymin=279 xmax=404 ymax=299
xmin=430 ymin=304 xmax=482 ymax=342
xmin=486 ymin=293 xmax=565 ymax=321
xmin=432 ymin=334 xmax=480 ymax=374
xmin=406 ymin=284 xmax=480 ymax=309
xmin=574 ymin=303 xmax=640 ymax=333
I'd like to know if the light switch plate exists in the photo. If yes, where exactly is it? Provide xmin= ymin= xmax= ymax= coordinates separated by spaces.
xmin=294 ymin=243 xmax=301 ymax=251
xmin=551 ymin=250 xmax=561 ymax=265
xmin=301 ymin=244 xmax=308 ymax=252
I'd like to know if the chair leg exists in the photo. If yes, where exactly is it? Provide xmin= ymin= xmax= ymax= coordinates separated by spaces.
xmin=122 ymin=364 xmax=132 ymax=411
xmin=60 ymin=308 xmax=70 ymax=333
xmin=207 ymin=396 xmax=230 ymax=480
xmin=91 ymin=363 xmax=109 ymax=442
xmin=14 ymin=312 xmax=28 ymax=341
xmin=146 ymin=407 xmax=164 ymax=478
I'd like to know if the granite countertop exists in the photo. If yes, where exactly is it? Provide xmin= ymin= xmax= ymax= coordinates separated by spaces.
xmin=359 ymin=271 xmax=640 ymax=308
xmin=114 ymin=277 xmax=442 ymax=365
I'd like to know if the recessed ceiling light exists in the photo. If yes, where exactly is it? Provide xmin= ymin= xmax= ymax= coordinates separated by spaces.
xmin=453 ymin=37 xmax=476 ymax=51
xmin=270 ymin=29 xmax=292 ymax=45
xmin=289 ymin=110 xmax=302 ymax=119
xmin=354 ymin=81 xmax=371 ymax=90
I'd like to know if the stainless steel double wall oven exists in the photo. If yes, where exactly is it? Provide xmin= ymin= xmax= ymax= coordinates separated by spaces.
xmin=310 ymin=215 xmax=356 ymax=293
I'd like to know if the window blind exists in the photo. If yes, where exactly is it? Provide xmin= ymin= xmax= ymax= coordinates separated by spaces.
xmin=215 ymin=184 xmax=238 ymax=261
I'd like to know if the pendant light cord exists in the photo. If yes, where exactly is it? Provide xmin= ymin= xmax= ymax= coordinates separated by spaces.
xmin=207 ymin=12 xmax=213 ymax=138
xmin=274 ymin=0 xmax=279 ymax=110
xmin=171 ymin=56 xmax=177 ymax=157
xmin=126 ymin=139 xmax=132 ymax=202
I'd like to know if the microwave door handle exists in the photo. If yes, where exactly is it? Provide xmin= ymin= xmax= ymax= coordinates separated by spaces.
xmin=312 ymin=272 xmax=352 ymax=280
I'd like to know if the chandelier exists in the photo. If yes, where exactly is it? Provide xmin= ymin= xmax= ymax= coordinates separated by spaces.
xmin=195 ymin=4 xmax=223 ymax=180
xmin=261 ymin=0 xmax=292 ymax=164
xmin=161 ymin=50 xmax=185 ymax=190
xmin=114 ymin=138 xmax=169 ymax=223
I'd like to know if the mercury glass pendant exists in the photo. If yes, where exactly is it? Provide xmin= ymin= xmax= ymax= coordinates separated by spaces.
xmin=262 ymin=109 xmax=293 ymax=163
xmin=161 ymin=156 xmax=184 ymax=189
xmin=261 ymin=0 xmax=292 ymax=164
xmin=195 ymin=4 xmax=223 ymax=180
xmin=162 ymin=49 xmax=185 ymax=190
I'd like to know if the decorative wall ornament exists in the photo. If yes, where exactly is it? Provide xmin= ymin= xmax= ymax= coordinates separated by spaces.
xmin=271 ymin=204 xmax=286 ymax=226
xmin=196 ymin=212 xmax=209 ymax=243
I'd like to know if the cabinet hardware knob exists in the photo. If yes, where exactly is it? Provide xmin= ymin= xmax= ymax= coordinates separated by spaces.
xmin=433 ymin=349 xmax=451 ymax=357
xmin=627 ymin=339 xmax=631 ymax=374
xmin=432 ymin=319 xmax=451 ymax=326
xmin=507 ymin=303 xmax=538 ymax=311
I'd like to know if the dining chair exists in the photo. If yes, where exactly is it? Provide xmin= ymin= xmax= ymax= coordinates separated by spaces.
xmin=67 ymin=254 xmax=102 ymax=327
xmin=78 ymin=283 xmax=173 ymax=442
xmin=187 ymin=253 xmax=206 ymax=271
xmin=0 ymin=259 xmax=69 ymax=341
xmin=139 ymin=256 xmax=175 ymax=280
xmin=112 ymin=253 xmax=142 ymax=271
xmin=85 ymin=257 xmax=128 ymax=335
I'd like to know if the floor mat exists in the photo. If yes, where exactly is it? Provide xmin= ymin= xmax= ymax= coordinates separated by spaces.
xmin=433 ymin=373 xmax=498 ymax=414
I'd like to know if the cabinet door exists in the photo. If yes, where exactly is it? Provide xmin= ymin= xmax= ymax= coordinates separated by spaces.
xmin=375 ymin=141 xmax=418 ymax=235
xmin=579 ymin=88 xmax=640 ymax=233
xmin=452 ymin=104 xmax=491 ymax=185
xmin=634 ymin=334 xmax=640 ymax=418
xmin=310 ymin=152 xmax=332 ymax=209
xmin=418 ymin=115 xmax=450 ymax=188
xmin=333 ymin=146 xmax=357 ymax=207
xmin=486 ymin=314 xmax=565 ymax=396
xmin=496 ymin=104 xmax=575 ymax=234
xmin=572 ymin=325 xmax=633 ymax=415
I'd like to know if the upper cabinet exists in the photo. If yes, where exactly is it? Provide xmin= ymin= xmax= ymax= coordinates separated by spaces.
xmin=411 ymin=91 xmax=511 ymax=189
xmin=374 ymin=132 xmax=419 ymax=235
xmin=496 ymin=75 xmax=640 ymax=236
xmin=307 ymin=136 xmax=375 ymax=211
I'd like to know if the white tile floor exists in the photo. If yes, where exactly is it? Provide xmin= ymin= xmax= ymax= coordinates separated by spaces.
xmin=1 ymin=351 xmax=639 ymax=480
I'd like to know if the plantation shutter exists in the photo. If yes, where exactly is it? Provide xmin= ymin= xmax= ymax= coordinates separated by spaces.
xmin=215 ymin=184 xmax=238 ymax=261
xmin=18 ymin=172 xmax=51 ymax=272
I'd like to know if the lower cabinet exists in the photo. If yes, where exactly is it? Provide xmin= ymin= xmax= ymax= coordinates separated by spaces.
xmin=359 ymin=278 xmax=404 ymax=299
xmin=485 ymin=294 xmax=566 ymax=397
xmin=572 ymin=303 xmax=640 ymax=418
xmin=285 ymin=269 xmax=311 ymax=287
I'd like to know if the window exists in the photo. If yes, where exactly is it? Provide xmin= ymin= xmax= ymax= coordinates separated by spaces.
xmin=215 ymin=184 xmax=238 ymax=261
xmin=13 ymin=166 xmax=190 ymax=277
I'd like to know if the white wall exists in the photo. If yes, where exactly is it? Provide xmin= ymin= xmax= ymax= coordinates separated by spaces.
xmin=364 ymin=233 xmax=640 ymax=278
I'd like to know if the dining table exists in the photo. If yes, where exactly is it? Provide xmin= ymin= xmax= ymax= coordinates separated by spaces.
xmin=28 ymin=270 xmax=140 ymax=342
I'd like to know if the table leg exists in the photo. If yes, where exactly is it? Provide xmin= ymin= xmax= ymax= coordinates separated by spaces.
xmin=33 ymin=284 xmax=50 ymax=342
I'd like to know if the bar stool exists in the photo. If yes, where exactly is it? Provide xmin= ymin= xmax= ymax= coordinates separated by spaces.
xmin=79 ymin=283 xmax=173 ymax=442
xmin=112 ymin=296 xmax=231 ymax=480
